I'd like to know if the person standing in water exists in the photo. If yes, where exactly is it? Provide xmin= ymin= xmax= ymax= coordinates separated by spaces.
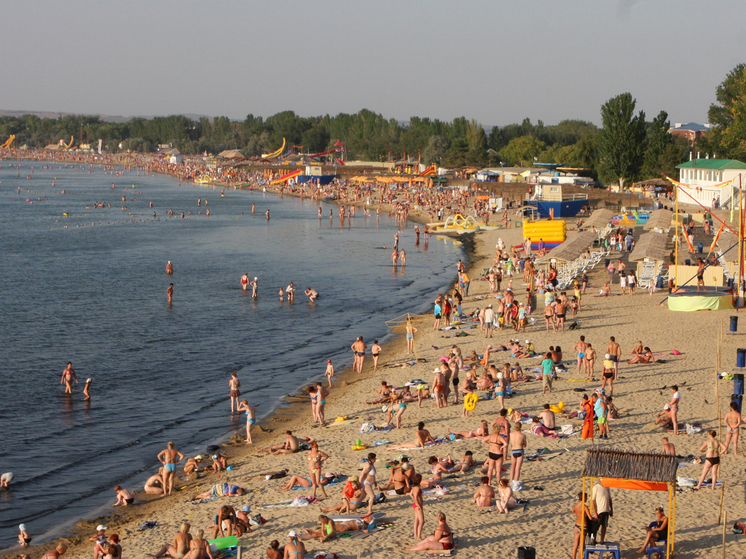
xmin=167 ymin=283 xmax=174 ymax=305
xmin=60 ymin=362 xmax=78 ymax=393
xmin=249 ymin=277 xmax=258 ymax=298
xmin=166 ymin=261 xmax=173 ymax=275
xmin=229 ymin=372 xmax=241 ymax=413
xmin=83 ymin=378 xmax=92 ymax=401
xmin=240 ymin=273 xmax=249 ymax=291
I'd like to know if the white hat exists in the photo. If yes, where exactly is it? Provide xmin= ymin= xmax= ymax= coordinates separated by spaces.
xmin=497 ymin=373 xmax=504 ymax=379
xmin=97 ymin=525 xmax=107 ymax=531
xmin=604 ymin=354 xmax=612 ymax=360
xmin=168 ymin=261 xmax=171 ymax=264
xmin=254 ymin=277 xmax=257 ymax=280
xmin=19 ymin=524 xmax=26 ymax=531
xmin=242 ymin=505 xmax=251 ymax=512
xmin=525 ymin=340 xmax=530 ymax=344
xmin=433 ymin=368 xmax=441 ymax=374
xmin=664 ymin=404 xmax=670 ymax=410
xmin=288 ymin=530 xmax=298 ymax=537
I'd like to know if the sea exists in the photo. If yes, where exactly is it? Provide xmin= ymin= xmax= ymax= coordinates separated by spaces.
xmin=0 ymin=161 xmax=464 ymax=548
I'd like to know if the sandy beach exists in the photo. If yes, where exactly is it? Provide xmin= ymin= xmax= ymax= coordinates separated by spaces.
xmin=9 ymin=207 xmax=746 ymax=559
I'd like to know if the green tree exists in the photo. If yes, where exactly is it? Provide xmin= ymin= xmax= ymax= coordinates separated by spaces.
xmin=707 ymin=63 xmax=746 ymax=160
xmin=498 ymin=136 xmax=546 ymax=166
xmin=596 ymin=92 xmax=646 ymax=188
xmin=423 ymin=135 xmax=449 ymax=165
xmin=642 ymin=111 xmax=674 ymax=178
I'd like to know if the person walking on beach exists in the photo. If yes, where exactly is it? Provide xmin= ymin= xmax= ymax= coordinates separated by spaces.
xmin=606 ymin=336 xmax=621 ymax=376
xmin=351 ymin=336 xmax=367 ymax=374
xmin=167 ymin=283 xmax=174 ymax=305
xmin=229 ymin=372 xmax=241 ymax=413
xmin=325 ymin=359 xmax=334 ymax=388
xmin=237 ymin=400 xmax=257 ymax=443
xmin=60 ymin=362 xmax=78 ymax=394
xmin=157 ymin=442 xmax=184 ymax=496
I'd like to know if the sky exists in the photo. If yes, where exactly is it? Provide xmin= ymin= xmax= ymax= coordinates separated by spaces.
xmin=2 ymin=0 xmax=744 ymax=127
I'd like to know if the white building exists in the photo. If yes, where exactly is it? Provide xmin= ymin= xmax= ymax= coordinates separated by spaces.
xmin=676 ymin=158 xmax=746 ymax=208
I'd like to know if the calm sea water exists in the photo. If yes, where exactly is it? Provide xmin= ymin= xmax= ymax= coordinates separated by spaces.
xmin=0 ymin=162 xmax=463 ymax=548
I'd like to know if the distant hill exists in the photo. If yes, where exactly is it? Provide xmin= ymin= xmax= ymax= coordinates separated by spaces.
xmin=0 ymin=109 xmax=214 ymax=123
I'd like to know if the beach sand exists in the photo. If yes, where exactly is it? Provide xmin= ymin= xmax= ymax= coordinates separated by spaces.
xmin=12 ymin=219 xmax=746 ymax=559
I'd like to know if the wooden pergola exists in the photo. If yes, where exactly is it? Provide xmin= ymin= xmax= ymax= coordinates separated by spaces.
xmin=581 ymin=448 xmax=678 ymax=558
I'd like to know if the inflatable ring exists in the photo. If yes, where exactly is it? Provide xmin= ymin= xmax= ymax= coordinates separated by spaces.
xmin=351 ymin=445 xmax=367 ymax=451
xmin=464 ymin=393 xmax=478 ymax=411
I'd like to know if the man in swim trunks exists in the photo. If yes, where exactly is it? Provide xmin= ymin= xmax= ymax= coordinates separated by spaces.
xmin=304 ymin=288 xmax=319 ymax=302
xmin=606 ymin=336 xmax=621 ymax=375
xmin=166 ymin=261 xmax=173 ymax=275
xmin=509 ymin=422 xmax=527 ymax=481
xmin=590 ymin=479 xmax=613 ymax=543
xmin=572 ymin=492 xmax=593 ymax=559
xmin=167 ymin=283 xmax=174 ymax=305
xmin=540 ymin=404 xmax=556 ymax=430
xmin=157 ymin=441 xmax=185 ymax=496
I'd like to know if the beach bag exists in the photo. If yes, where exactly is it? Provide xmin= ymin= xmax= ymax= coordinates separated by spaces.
xmin=373 ymin=492 xmax=387 ymax=504
xmin=560 ymin=425 xmax=574 ymax=435
xmin=686 ymin=424 xmax=702 ymax=435
xmin=568 ymin=321 xmax=580 ymax=330
xmin=360 ymin=423 xmax=375 ymax=434
xmin=511 ymin=480 xmax=525 ymax=492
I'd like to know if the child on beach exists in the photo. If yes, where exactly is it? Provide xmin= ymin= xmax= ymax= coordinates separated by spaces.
xmin=237 ymin=400 xmax=257 ymax=444
xmin=112 ymin=486 xmax=134 ymax=506
xmin=18 ymin=524 xmax=31 ymax=547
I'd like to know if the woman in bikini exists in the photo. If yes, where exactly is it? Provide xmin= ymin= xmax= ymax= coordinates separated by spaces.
xmin=482 ymin=425 xmax=505 ymax=485
xmin=696 ymin=430 xmax=726 ymax=490
xmin=472 ymin=476 xmax=495 ymax=508
xmin=409 ymin=474 xmax=425 ymax=540
xmin=447 ymin=420 xmax=488 ymax=440
xmin=359 ymin=453 xmax=378 ymax=516
xmin=407 ymin=512 xmax=454 ymax=552
xmin=421 ymin=456 xmax=449 ymax=488
xmin=307 ymin=442 xmax=330 ymax=499
xmin=157 ymin=442 xmax=184 ymax=496
xmin=509 ymin=422 xmax=527 ymax=482
xmin=60 ymin=362 xmax=78 ymax=394
xmin=283 ymin=531 xmax=306 ymax=559
xmin=627 ymin=347 xmax=653 ymax=364
xmin=183 ymin=530 xmax=213 ymax=559
xmin=724 ymin=401 xmax=744 ymax=455
xmin=495 ymin=478 xmax=517 ymax=513
xmin=371 ymin=340 xmax=382 ymax=370
xmin=236 ymin=400 xmax=257 ymax=443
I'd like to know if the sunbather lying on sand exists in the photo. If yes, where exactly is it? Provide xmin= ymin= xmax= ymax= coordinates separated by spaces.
xmin=282 ymin=472 xmax=342 ymax=491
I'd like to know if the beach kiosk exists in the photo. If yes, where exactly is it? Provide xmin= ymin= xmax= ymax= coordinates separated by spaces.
xmin=580 ymin=448 xmax=678 ymax=559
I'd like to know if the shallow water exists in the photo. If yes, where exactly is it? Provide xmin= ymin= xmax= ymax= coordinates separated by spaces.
xmin=0 ymin=162 xmax=463 ymax=547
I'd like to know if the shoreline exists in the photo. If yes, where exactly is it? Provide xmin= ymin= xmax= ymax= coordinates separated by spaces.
xmin=0 ymin=165 xmax=467 ymax=556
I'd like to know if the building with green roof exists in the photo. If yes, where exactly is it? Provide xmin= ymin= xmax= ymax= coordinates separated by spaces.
xmin=675 ymin=158 xmax=746 ymax=209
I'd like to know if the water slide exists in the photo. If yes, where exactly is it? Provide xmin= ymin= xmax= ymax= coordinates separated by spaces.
xmin=263 ymin=138 xmax=286 ymax=159
xmin=335 ymin=157 xmax=345 ymax=166
xmin=308 ymin=147 xmax=342 ymax=159
xmin=0 ymin=135 xmax=15 ymax=149
xmin=270 ymin=169 xmax=302 ymax=185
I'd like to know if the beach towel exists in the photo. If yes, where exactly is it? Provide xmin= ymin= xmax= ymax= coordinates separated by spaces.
xmin=137 ymin=521 xmax=158 ymax=531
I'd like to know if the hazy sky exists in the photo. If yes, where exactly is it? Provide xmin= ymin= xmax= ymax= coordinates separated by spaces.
xmin=2 ymin=0 xmax=744 ymax=127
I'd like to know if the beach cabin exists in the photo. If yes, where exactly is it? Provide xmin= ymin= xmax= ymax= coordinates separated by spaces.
xmin=676 ymin=158 xmax=746 ymax=209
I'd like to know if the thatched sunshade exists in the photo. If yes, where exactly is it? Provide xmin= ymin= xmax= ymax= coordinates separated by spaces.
xmin=581 ymin=448 xmax=678 ymax=483
xmin=644 ymin=209 xmax=674 ymax=230
xmin=536 ymin=231 xmax=598 ymax=263
xmin=582 ymin=209 xmax=614 ymax=229
xmin=628 ymin=231 xmax=670 ymax=262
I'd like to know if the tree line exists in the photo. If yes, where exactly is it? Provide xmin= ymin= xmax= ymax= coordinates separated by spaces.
xmin=1 ymin=63 xmax=743 ymax=186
